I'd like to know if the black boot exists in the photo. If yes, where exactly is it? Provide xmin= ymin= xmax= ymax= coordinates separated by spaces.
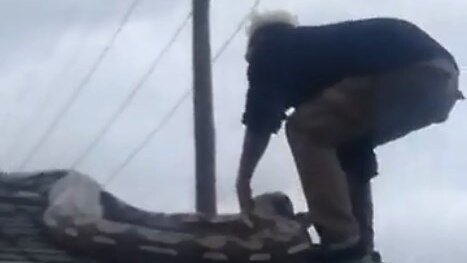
xmin=307 ymin=237 xmax=369 ymax=262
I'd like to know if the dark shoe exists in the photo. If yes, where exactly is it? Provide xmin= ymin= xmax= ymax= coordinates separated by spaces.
xmin=370 ymin=251 xmax=383 ymax=263
xmin=308 ymin=238 xmax=368 ymax=262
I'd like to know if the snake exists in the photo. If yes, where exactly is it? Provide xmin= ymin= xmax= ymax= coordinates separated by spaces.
xmin=1 ymin=170 xmax=312 ymax=263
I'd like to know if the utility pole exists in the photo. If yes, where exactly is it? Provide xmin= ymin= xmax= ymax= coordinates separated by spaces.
xmin=192 ymin=0 xmax=217 ymax=216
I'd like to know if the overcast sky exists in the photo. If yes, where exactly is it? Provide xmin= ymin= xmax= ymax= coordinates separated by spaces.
xmin=0 ymin=0 xmax=466 ymax=262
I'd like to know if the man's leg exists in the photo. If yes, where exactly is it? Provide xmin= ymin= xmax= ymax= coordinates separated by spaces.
xmin=286 ymin=57 xmax=459 ymax=260
xmin=348 ymin=179 xmax=374 ymax=250
xmin=336 ymin=57 xmax=460 ymax=251
xmin=286 ymin=125 xmax=360 ymax=246
xmin=286 ymin=77 xmax=375 ymax=248
xmin=338 ymin=138 xmax=377 ymax=254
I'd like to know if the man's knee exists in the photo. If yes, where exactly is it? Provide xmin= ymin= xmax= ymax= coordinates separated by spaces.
xmin=286 ymin=116 xmax=350 ymax=147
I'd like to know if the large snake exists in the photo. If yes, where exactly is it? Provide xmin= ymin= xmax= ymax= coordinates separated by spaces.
xmin=0 ymin=170 xmax=313 ymax=263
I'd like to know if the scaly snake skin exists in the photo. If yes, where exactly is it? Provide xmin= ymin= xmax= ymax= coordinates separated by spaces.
xmin=1 ymin=170 xmax=313 ymax=263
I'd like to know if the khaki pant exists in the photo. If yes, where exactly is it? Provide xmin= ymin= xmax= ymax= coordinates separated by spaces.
xmin=286 ymin=58 xmax=460 ymax=245
xmin=339 ymin=138 xmax=376 ymax=252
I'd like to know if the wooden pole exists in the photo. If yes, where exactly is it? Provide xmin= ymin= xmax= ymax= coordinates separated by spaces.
xmin=192 ymin=0 xmax=216 ymax=215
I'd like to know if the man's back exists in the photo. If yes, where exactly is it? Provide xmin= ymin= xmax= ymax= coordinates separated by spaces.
xmin=292 ymin=18 xmax=455 ymax=73
xmin=284 ymin=18 xmax=457 ymax=105
xmin=244 ymin=17 xmax=458 ymax=134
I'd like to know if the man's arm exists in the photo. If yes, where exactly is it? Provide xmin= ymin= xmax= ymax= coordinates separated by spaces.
xmin=236 ymin=128 xmax=271 ymax=212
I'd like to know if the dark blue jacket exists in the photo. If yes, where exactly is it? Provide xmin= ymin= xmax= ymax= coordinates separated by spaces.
xmin=243 ymin=18 xmax=457 ymax=134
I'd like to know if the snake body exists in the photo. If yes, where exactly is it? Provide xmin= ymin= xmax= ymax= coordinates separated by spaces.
xmin=1 ymin=170 xmax=312 ymax=263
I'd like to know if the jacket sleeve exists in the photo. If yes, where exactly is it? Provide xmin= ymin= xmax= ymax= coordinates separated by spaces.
xmin=242 ymin=76 xmax=287 ymax=134
xmin=242 ymin=36 xmax=291 ymax=135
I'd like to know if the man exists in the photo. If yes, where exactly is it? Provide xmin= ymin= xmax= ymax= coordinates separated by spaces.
xmin=236 ymin=11 xmax=462 ymax=262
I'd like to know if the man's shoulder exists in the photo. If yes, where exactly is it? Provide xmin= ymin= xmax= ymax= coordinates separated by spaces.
xmin=293 ymin=17 xmax=425 ymax=41
xmin=303 ymin=17 xmax=419 ymax=30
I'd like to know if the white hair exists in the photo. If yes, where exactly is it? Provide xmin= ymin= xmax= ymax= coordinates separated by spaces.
xmin=246 ymin=10 xmax=299 ymax=38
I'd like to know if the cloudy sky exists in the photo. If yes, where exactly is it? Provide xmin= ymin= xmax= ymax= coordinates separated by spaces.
xmin=0 ymin=0 xmax=466 ymax=262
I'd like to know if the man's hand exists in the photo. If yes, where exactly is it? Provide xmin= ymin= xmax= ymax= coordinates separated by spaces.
xmin=236 ymin=129 xmax=271 ymax=213
xmin=236 ymin=176 xmax=254 ymax=212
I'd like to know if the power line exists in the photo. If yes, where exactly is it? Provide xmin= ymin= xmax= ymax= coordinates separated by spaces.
xmin=17 ymin=0 xmax=141 ymax=170
xmin=212 ymin=0 xmax=260 ymax=61
xmin=103 ymin=90 xmax=191 ymax=186
xmin=0 ymin=74 xmax=36 ymax=141
xmin=104 ymin=0 xmax=261 ymax=186
xmin=3 ymin=52 xmax=81 ymax=168
xmin=70 ymin=11 xmax=193 ymax=169
xmin=2 ymin=10 xmax=100 ymax=166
